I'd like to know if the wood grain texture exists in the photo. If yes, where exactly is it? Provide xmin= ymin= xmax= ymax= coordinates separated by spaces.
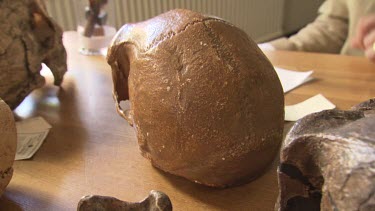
xmin=265 ymin=50 xmax=375 ymax=109
xmin=0 ymin=32 xmax=374 ymax=211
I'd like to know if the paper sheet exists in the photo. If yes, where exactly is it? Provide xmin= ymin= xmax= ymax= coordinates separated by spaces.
xmin=258 ymin=43 xmax=276 ymax=51
xmin=275 ymin=67 xmax=314 ymax=93
xmin=257 ymin=44 xmax=313 ymax=92
xmin=285 ymin=94 xmax=336 ymax=121
xmin=15 ymin=117 xmax=52 ymax=160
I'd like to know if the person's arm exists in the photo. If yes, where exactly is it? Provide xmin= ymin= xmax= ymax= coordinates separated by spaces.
xmin=269 ymin=0 xmax=349 ymax=54
xmin=352 ymin=14 xmax=375 ymax=63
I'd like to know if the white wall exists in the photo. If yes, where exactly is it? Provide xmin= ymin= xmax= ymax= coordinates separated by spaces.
xmin=44 ymin=0 xmax=322 ymax=42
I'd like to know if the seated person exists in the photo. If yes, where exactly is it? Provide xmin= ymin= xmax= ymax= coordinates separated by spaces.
xmin=263 ymin=0 xmax=375 ymax=63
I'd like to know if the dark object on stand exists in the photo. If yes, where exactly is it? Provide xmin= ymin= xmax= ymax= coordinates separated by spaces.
xmin=83 ymin=0 xmax=108 ymax=37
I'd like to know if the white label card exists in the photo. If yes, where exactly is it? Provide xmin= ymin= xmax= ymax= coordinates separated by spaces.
xmin=275 ymin=67 xmax=314 ymax=93
xmin=15 ymin=117 xmax=52 ymax=160
xmin=285 ymin=94 xmax=336 ymax=122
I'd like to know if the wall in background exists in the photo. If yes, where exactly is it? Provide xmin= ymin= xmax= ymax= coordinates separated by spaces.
xmin=44 ymin=0 xmax=76 ymax=31
xmin=282 ymin=0 xmax=325 ymax=34
xmin=44 ymin=0 xmax=321 ymax=43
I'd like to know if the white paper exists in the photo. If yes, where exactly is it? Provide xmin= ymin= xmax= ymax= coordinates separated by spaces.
xmin=285 ymin=94 xmax=336 ymax=121
xmin=15 ymin=117 xmax=52 ymax=160
xmin=275 ymin=67 xmax=314 ymax=93
xmin=258 ymin=43 xmax=276 ymax=51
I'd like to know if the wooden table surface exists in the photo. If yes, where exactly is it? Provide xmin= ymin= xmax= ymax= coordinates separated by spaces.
xmin=1 ymin=31 xmax=374 ymax=211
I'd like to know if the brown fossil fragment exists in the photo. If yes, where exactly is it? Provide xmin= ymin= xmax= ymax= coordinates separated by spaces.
xmin=277 ymin=98 xmax=375 ymax=211
xmin=107 ymin=9 xmax=284 ymax=187
xmin=0 ymin=99 xmax=17 ymax=196
xmin=77 ymin=190 xmax=172 ymax=211
xmin=0 ymin=0 xmax=67 ymax=109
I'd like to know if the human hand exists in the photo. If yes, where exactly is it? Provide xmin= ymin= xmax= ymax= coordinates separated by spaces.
xmin=352 ymin=14 xmax=375 ymax=63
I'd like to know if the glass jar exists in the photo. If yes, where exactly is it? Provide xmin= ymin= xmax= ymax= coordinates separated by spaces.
xmin=75 ymin=0 xmax=117 ymax=56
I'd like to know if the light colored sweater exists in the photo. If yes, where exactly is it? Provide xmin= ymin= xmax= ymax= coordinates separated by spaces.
xmin=270 ymin=0 xmax=375 ymax=56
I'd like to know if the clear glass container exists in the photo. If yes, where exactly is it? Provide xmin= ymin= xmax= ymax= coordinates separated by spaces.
xmin=75 ymin=0 xmax=117 ymax=56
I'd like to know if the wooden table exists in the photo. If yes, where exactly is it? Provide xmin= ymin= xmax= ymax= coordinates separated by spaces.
xmin=1 ymin=32 xmax=374 ymax=211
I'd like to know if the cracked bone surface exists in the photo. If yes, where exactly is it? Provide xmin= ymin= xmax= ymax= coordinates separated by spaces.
xmin=0 ymin=0 xmax=67 ymax=109
xmin=107 ymin=9 xmax=284 ymax=188
xmin=77 ymin=190 xmax=172 ymax=211
xmin=277 ymin=98 xmax=375 ymax=211
xmin=0 ymin=99 xmax=17 ymax=196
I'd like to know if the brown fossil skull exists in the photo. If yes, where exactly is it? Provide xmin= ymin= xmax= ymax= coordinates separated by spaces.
xmin=0 ymin=99 xmax=17 ymax=196
xmin=277 ymin=98 xmax=375 ymax=211
xmin=107 ymin=9 xmax=284 ymax=187
xmin=0 ymin=0 xmax=67 ymax=109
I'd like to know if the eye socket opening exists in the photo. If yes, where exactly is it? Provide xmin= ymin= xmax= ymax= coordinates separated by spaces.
xmin=280 ymin=163 xmax=324 ymax=211
xmin=113 ymin=45 xmax=131 ymax=102
xmin=285 ymin=194 xmax=322 ymax=211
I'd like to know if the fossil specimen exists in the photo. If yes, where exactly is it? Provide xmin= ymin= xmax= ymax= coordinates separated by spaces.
xmin=107 ymin=9 xmax=284 ymax=187
xmin=78 ymin=190 xmax=172 ymax=211
xmin=277 ymin=98 xmax=375 ymax=211
xmin=0 ymin=0 xmax=67 ymax=109
xmin=0 ymin=99 xmax=17 ymax=196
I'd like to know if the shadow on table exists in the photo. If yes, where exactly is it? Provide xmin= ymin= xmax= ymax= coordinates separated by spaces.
xmin=14 ymin=83 xmax=88 ymax=162
xmin=0 ymin=195 xmax=22 ymax=211
xmin=7 ymin=82 xmax=90 ymax=210
xmin=154 ymin=161 xmax=279 ymax=210
xmin=12 ymin=83 xmax=88 ymax=186
xmin=0 ymin=185 xmax=64 ymax=211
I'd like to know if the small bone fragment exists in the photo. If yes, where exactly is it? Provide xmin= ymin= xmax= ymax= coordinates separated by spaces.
xmin=77 ymin=190 xmax=172 ymax=211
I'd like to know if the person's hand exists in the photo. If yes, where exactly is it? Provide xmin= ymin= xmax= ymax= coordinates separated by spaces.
xmin=352 ymin=14 xmax=375 ymax=63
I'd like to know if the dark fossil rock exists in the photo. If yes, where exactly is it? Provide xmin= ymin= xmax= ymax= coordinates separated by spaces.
xmin=0 ymin=0 xmax=67 ymax=109
xmin=276 ymin=98 xmax=375 ymax=211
